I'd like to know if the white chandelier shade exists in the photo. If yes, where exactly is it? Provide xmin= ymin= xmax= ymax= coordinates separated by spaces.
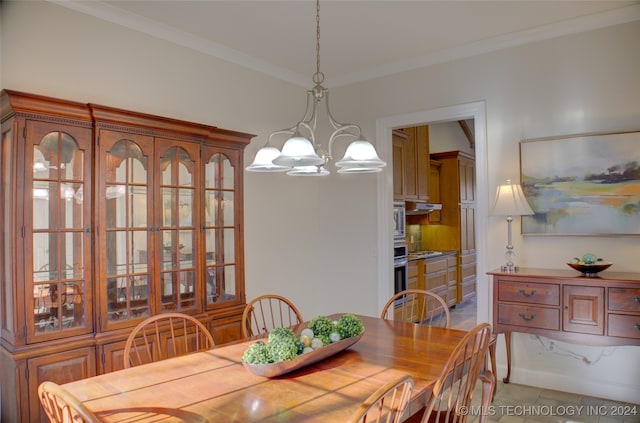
xmin=244 ymin=146 xmax=290 ymax=172
xmin=335 ymin=140 xmax=386 ymax=170
xmin=272 ymin=136 xmax=325 ymax=167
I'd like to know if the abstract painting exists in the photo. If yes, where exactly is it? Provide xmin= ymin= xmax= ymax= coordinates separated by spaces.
xmin=520 ymin=131 xmax=640 ymax=235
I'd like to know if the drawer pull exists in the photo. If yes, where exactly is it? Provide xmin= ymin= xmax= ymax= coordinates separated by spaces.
xmin=519 ymin=289 xmax=536 ymax=297
xmin=635 ymin=323 xmax=640 ymax=330
xmin=635 ymin=296 xmax=640 ymax=303
xmin=519 ymin=312 xmax=536 ymax=321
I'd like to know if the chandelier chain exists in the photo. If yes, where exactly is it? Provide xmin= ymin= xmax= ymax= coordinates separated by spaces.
xmin=313 ymin=0 xmax=323 ymax=85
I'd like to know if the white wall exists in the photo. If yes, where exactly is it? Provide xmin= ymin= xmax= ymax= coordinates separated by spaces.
xmin=339 ymin=21 xmax=640 ymax=402
xmin=2 ymin=1 xmax=639 ymax=403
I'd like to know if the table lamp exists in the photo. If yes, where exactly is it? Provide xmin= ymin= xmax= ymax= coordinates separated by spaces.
xmin=491 ymin=179 xmax=534 ymax=272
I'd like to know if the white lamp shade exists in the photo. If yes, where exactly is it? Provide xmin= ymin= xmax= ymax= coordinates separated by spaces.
xmin=335 ymin=140 xmax=386 ymax=170
xmin=491 ymin=180 xmax=534 ymax=216
xmin=272 ymin=136 xmax=325 ymax=167
xmin=245 ymin=146 xmax=290 ymax=172
xmin=286 ymin=165 xmax=330 ymax=176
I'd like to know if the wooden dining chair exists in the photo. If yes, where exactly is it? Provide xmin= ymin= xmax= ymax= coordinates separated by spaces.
xmin=123 ymin=312 xmax=215 ymax=368
xmin=347 ymin=374 xmax=415 ymax=423
xmin=38 ymin=381 xmax=99 ymax=423
xmin=406 ymin=322 xmax=494 ymax=423
xmin=241 ymin=294 xmax=304 ymax=338
xmin=380 ymin=289 xmax=451 ymax=328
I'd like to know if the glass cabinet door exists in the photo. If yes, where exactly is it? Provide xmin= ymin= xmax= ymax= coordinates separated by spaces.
xmin=203 ymin=147 xmax=241 ymax=307
xmin=27 ymin=121 xmax=93 ymax=341
xmin=156 ymin=141 xmax=199 ymax=313
xmin=98 ymin=130 xmax=154 ymax=328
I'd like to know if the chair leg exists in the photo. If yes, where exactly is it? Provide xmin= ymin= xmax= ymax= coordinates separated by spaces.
xmin=479 ymin=371 xmax=495 ymax=423
xmin=488 ymin=335 xmax=497 ymax=401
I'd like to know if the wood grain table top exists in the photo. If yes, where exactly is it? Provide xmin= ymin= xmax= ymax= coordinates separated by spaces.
xmin=62 ymin=314 xmax=468 ymax=422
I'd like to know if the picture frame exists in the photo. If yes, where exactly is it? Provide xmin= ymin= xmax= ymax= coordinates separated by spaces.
xmin=519 ymin=130 xmax=640 ymax=236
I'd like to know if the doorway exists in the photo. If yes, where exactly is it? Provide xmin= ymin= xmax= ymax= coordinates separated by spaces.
xmin=375 ymin=101 xmax=489 ymax=327
xmin=401 ymin=121 xmax=477 ymax=330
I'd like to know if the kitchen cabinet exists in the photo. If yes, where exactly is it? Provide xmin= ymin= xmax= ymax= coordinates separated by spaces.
xmin=395 ymin=259 xmax=425 ymax=322
xmin=401 ymin=253 xmax=456 ymax=322
xmin=446 ymin=254 xmax=458 ymax=307
xmin=429 ymin=151 xmax=476 ymax=303
xmin=488 ymin=268 xmax=640 ymax=383
xmin=425 ymin=256 xmax=448 ymax=303
xmin=392 ymin=130 xmax=407 ymax=201
xmin=428 ymin=159 xmax=441 ymax=222
xmin=392 ymin=126 xmax=429 ymax=201
xmin=0 ymin=90 xmax=253 ymax=422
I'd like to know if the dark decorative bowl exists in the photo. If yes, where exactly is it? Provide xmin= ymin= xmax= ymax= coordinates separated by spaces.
xmin=567 ymin=262 xmax=612 ymax=276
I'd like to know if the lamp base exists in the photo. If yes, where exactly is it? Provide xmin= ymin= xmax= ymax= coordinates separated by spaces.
xmin=500 ymin=264 xmax=520 ymax=272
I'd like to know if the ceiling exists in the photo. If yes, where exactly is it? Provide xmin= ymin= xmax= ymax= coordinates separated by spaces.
xmin=53 ymin=1 xmax=639 ymax=88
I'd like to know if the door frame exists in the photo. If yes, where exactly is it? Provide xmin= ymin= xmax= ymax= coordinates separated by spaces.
xmin=375 ymin=101 xmax=489 ymax=324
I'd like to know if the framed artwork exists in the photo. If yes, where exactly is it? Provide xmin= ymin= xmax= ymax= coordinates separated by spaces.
xmin=519 ymin=130 xmax=640 ymax=236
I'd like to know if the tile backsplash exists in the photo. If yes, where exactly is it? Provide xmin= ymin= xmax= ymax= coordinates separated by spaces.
xmin=406 ymin=225 xmax=422 ymax=252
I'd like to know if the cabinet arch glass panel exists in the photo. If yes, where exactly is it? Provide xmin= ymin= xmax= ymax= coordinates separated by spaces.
xmin=204 ymin=150 xmax=239 ymax=306
xmin=158 ymin=144 xmax=199 ymax=312
xmin=102 ymin=136 xmax=153 ymax=326
xmin=29 ymin=123 xmax=93 ymax=342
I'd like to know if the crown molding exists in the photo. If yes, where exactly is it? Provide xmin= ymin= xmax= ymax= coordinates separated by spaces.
xmin=49 ymin=1 xmax=640 ymax=89
xmin=330 ymin=3 xmax=640 ymax=88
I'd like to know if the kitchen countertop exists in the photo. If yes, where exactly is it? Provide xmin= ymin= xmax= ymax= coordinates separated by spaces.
xmin=407 ymin=250 xmax=456 ymax=261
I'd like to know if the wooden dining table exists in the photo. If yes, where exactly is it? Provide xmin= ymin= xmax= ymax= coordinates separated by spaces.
xmin=62 ymin=314 xmax=468 ymax=422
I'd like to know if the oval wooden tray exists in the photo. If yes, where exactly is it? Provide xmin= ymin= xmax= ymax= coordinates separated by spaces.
xmin=242 ymin=331 xmax=364 ymax=378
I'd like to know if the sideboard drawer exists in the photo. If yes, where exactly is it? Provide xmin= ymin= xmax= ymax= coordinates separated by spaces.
xmin=498 ymin=281 xmax=560 ymax=306
xmin=497 ymin=304 xmax=560 ymax=330
xmin=608 ymin=287 xmax=640 ymax=312
xmin=608 ymin=314 xmax=640 ymax=339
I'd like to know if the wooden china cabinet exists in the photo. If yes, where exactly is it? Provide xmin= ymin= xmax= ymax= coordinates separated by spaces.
xmin=0 ymin=90 xmax=253 ymax=422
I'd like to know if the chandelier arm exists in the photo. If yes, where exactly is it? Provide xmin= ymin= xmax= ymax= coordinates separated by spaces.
xmin=295 ymin=121 xmax=316 ymax=147
xmin=300 ymin=89 xmax=318 ymax=128
xmin=268 ymin=129 xmax=296 ymax=143
xmin=325 ymin=91 xmax=362 ymax=131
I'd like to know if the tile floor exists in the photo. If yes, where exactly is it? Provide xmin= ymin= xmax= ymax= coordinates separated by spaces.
xmin=450 ymin=297 xmax=640 ymax=423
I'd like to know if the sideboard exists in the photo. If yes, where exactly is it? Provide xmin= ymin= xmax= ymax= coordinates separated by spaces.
xmin=488 ymin=268 xmax=640 ymax=383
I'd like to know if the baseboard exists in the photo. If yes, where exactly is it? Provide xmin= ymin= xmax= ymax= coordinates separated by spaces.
xmin=497 ymin=364 xmax=640 ymax=404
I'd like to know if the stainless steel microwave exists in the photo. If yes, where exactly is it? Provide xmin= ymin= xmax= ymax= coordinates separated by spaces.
xmin=393 ymin=201 xmax=405 ymax=241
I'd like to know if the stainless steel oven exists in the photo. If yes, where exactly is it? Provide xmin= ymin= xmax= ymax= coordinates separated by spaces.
xmin=393 ymin=243 xmax=408 ymax=298
xmin=393 ymin=201 xmax=405 ymax=241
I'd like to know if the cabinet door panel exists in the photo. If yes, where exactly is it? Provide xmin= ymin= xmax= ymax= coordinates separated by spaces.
xmin=416 ymin=125 xmax=429 ymax=201
xmin=203 ymin=148 xmax=243 ymax=309
xmin=98 ymin=130 xmax=154 ymax=330
xmin=27 ymin=121 xmax=93 ymax=343
xmin=563 ymin=285 xmax=604 ymax=335
xmin=100 ymin=341 xmax=127 ymax=373
xmin=392 ymin=135 xmax=406 ymax=200
xmin=28 ymin=346 xmax=96 ymax=422
xmin=156 ymin=141 xmax=200 ymax=313
xmin=403 ymin=127 xmax=418 ymax=200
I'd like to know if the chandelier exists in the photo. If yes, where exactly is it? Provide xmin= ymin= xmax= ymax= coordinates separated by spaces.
xmin=246 ymin=0 xmax=386 ymax=176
